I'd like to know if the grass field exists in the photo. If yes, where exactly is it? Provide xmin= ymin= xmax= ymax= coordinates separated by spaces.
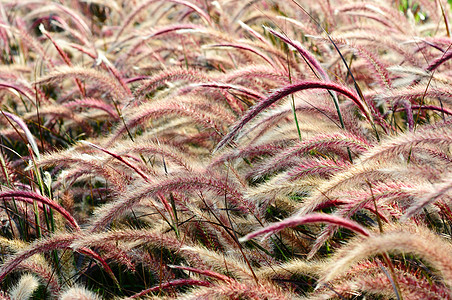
xmin=0 ymin=0 xmax=451 ymax=299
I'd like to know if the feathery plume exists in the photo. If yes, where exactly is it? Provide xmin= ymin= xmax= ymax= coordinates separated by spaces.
xmin=114 ymin=0 xmax=212 ymax=42
xmin=240 ymin=213 xmax=370 ymax=242
xmin=89 ymin=171 xmax=251 ymax=231
xmin=426 ymin=49 xmax=452 ymax=72
xmin=404 ymin=175 xmax=452 ymax=219
xmin=215 ymin=80 xmax=371 ymax=151
xmin=0 ymin=190 xmax=79 ymax=229
xmin=180 ymin=280 xmax=292 ymax=300
xmin=59 ymin=286 xmax=100 ymax=300
xmin=34 ymin=66 xmax=129 ymax=101
xmin=321 ymin=224 xmax=452 ymax=288
xmin=264 ymin=26 xmax=329 ymax=80
xmin=8 ymin=274 xmax=39 ymax=300
xmin=360 ymin=126 xmax=452 ymax=163
xmin=127 ymin=279 xmax=211 ymax=299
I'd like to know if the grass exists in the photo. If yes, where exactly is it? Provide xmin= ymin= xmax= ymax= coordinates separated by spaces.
xmin=0 ymin=0 xmax=451 ymax=299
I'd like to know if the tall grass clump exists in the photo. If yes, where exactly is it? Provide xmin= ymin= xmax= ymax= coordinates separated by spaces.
xmin=0 ymin=0 xmax=451 ymax=298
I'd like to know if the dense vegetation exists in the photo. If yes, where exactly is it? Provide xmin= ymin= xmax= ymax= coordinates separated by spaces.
xmin=0 ymin=0 xmax=451 ymax=298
